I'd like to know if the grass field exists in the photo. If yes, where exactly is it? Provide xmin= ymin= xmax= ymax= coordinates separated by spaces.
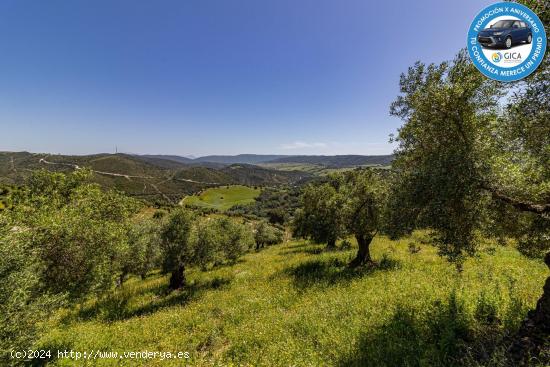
xmin=258 ymin=162 xmax=391 ymax=176
xmin=37 ymin=234 xmax=548 ymax=366
xmin=181 ymin=185 xmax=261 ymax=211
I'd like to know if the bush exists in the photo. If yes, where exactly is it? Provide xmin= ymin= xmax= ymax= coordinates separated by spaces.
xmin=0 ymin=170 xmax=143 ymax=360
xmin=217 ymin=218 xmax=254 ymax=262
xmin=255 ymin=220 xmax=283 ymax=250
xmin=191 ymin=217 xmax=255 ymax=270
xmin=160 ymin=208 xmax=196 ymax=290
xmin=0 ymin=218 xmax=63 ymax=362
xmin=191 ymin=218 xmax=224 ymax=270
xmin=121 ymin=218 xmax=163 ymax=281
xmin=8 ymin=170 xmax=140 ymax=302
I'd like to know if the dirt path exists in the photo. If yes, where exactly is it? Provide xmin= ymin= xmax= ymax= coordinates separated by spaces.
xmin=38 ymin=158 xmax=220 ymax=204
xmin=39 ymin=159 xmax=154 ymax=179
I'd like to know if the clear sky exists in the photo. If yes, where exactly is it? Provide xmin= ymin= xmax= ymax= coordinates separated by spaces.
xmin=1 ymin=0 xmax=493 ymax=156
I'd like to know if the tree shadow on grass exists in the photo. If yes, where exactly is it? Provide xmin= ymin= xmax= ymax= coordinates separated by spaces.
xmin=338 ymin=292 xmax=520 ymax=367
xmin=286 ymin=254 xmax=400 ymax=290
xmin=279 ymin=246 xmax=325 ymax=256
xmin=279 ymin=241 xmax=354 ymax=256
xmin=71 ymin=275 xmax=232 ymax=323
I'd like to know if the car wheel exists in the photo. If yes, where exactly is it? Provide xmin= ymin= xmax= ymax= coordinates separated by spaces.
xmin=527 ymin=34 xmax=532 ymax=44
xmin=505 ymin=36 xmax=512 ymax=49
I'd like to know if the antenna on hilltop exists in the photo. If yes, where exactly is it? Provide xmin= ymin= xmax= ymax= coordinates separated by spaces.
xmin=115 ymin=146 xmax=118 ymax=154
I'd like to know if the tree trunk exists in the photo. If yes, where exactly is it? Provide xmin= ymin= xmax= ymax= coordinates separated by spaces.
xmin=508 ymin=251 xmax=550 ymax=364
xmin=168 ymin=264 xmax=185 ymax=290
xmin=349 ymin=234 xmax=374 ymax=267
xmin=116 ymin=271 xmax=127 ymax=288
xmin=119 ymin=273 xmax=126 ymax=287
xmin=326 ymin=238 xmax=336 ymax=249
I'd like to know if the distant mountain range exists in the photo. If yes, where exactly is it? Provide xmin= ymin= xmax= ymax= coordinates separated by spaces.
xmin=140 ymin=154 xmax=289 ymax=165
xmin=139 ymin=154 xmax=393 ymax=167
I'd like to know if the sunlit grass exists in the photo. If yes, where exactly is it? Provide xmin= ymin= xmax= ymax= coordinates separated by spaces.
xmin=38 ymin=234 xmax=548 ymax=366
xmin=182 ymin=185 xmax=260 ymax=212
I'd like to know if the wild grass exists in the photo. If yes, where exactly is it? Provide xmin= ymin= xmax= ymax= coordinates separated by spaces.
xmin=182 ymin=185 xmax=261 ymax=211
xmin=37 ymin=234 xmax=548 ymax=366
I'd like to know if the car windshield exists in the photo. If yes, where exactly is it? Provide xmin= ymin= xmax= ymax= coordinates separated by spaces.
xmin=489 ymin=20 xmax=515 ymax=29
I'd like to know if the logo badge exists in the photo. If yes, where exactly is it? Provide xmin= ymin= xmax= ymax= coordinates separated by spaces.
xmin=467 ymin=2 xmax=546 ymax=82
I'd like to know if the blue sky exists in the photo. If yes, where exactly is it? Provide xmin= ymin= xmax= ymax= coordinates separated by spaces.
xmin=1 ymin=0 xmax=493 ymax=156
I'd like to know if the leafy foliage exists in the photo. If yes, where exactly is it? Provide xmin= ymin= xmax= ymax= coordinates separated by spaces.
xmin=254 ymin=220 xmax=284 ymax=250
xmin=293 ymin=168 xmax=387 ymax=265
xmin=161 ymin=208 xmax=257 ymax=289
xmin=387 ymin=50 xmax=503 ymax=261
xmin=227 ymin=186 xmax=301 ymax=225
xmin=10 ymin=170 xmax=140 ymax=301
xmin=160 ymin=208 xmax=196 ymax=289
xmin=387 ymin=24 xmax=549 ymax=359
xmin=192 ymin=217 xmax=255 ymax=269
xmin=0 ymin=170 xmax=141 ymax=360
xmin=293 ymin=181 xmax=346 ymax=248
xmin=0 ymin=217 xmax=63 ymax=361
xmin=121 ymin=218 xmax=163 ymax=281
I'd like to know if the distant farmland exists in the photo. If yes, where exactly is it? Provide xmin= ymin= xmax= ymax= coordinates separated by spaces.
xmin=182 ymin=185 xmax=261 ymax=211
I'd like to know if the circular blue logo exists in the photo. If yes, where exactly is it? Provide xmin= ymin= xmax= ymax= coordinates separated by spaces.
xmin=467 ymin=2 xmax=546 ymax=82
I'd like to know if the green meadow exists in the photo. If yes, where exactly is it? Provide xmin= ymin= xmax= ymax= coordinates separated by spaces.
xmin=38 ymin=234 xmax=548 ymax=366
xmin=182 ymin=185 xmax=261 ymax=211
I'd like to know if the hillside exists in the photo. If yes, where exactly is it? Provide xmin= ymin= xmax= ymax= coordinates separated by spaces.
xmin=193 ymin=154 xmax=289 ymax=164
xmin=266 ymin=154 xmax=394 ymax=167
xmin=173 ymin=167 xmax=234 ymax=185
xmin=220 ymin=164 xmax=310 ymax=186
xmin=139 ymin=155 xmax=194 ymax=164
xmin=37 ymin=235 xmax=547 ymax=366
xmin=0 ymin=152 xmax=195 ymax=204
xmin=258 ymin=162 xmax=363 ymax=176
xmin=0 ymin=152 xmax=311 ymax=205
xmin=134 ymin=154 xmax=394 ymax=167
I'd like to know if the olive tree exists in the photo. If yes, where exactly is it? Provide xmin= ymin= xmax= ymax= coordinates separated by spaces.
xmin=1 ymin=170 xmax=140 ymax=357
xmin=293 ymin=182 xmax=346 ymax=249
xmin=254 ymin=220 xmax=284 ymax=250
xmin=342 ymin=169 xmax=387 ymax=267
xmin=120 ymin=218 xmax=163 ymax=283
xmin=10 ymin=170 xmax=140 ymax=301
xmin=160 ymin=208 xmax=196 ymax=290
xmin=191 ymin=217 xmax=225 ymax=270
xmin=294 ymin=170 xmax=387 ymax=266
xmin=162 ymin=212 xmax=255 ymax=288
xmin=388 ymin=44 xmax=549 ymax=362
xmin=0 ymin=216 xmax=63 ymax=361
xmin=216 ymin=217 xmax=254 ymax=262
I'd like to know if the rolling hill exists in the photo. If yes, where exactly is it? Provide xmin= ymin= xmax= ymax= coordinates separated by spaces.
xmin=193 ymin=154 xmax=289 ymax=164
xmin=134 ymin=154 xmax=394 ymax=167
xmin=265 ymin=155 xmax=394 ymax=167
xmin=0 ymin=151 xmax=392 ymax=205
xmin=0 ymin=152 xmax=311 ymax=205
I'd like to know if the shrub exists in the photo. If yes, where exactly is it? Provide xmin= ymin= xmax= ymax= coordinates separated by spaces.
xmin=160 ymin=208 xmax=196 ymax=290
xmin=255 ymin=220 xmax=283 ymax=250
xmin=191 ymin=217 xmax=255 ymax=269
xmin=0 ymin=218 xmax=63 ymax=362
xmin=9 ymin=170 xmax=140 ymax=302
xmin=121 ymin=218 xmax=163 ymax=281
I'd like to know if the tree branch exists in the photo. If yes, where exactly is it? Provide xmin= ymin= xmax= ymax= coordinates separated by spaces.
xmin=481 ymin=183 xmax=550 ymax=217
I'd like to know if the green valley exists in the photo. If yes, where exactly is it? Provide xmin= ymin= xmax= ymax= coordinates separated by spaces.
xmin=182 ymin=185 xmax=261 ymax=211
